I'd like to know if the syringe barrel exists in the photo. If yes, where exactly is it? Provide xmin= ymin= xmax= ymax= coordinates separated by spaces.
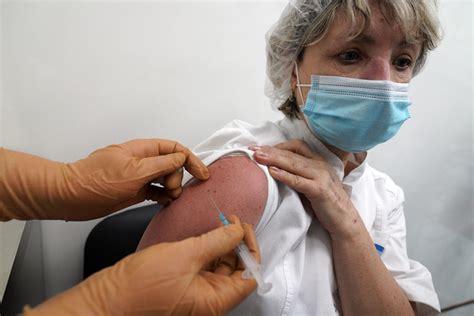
xmin=235 ymin=243 xmax=272 ymax=294
xmin=235 ymin=242 xmax=260 ymax=270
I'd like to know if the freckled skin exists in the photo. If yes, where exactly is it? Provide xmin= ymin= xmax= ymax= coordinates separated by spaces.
xmin=136 ymin=156 xmax=268 ymax=251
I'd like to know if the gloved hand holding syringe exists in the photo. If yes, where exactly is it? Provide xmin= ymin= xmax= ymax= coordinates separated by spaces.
xmin=210 ymin=197 xmax=273 ymax=295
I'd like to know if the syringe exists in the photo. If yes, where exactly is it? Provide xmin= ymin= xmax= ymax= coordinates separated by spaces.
xmin=210 ymin=198 xmax=272 ymax=295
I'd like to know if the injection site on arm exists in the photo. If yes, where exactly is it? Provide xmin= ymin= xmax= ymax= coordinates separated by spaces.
xmin=211 ymin=197 xmax=272 ymax=294
xmin=136 ymin=155 xmax=268 ymax=250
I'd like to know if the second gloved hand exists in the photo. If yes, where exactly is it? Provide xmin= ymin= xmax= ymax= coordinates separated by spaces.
xmin=25 ymin=215 xmax=260 ymax=316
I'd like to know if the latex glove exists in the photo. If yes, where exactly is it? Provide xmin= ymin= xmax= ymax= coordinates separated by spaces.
xmin=0 ymin=139 xmax=209 ymax=221
xmin=24 ymin=215 xmax=260 ymax=316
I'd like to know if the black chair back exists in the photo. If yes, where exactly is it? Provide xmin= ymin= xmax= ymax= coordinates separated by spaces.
xmin=83 ymin=204 xmax=160 ymax=279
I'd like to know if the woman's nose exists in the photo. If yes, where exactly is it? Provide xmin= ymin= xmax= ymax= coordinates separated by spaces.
xmin=360 ymin=58 xmax=392 ymax=81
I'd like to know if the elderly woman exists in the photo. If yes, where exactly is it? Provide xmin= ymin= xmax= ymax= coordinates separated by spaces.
xmin=138 ymin=0 xmax=441 ymax=314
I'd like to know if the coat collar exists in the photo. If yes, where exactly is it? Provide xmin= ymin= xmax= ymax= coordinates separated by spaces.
xmin=277 ymin=117 xmax=367 ymax=184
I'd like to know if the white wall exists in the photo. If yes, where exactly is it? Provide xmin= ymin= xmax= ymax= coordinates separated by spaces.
xmin=2 ymin=0 xmax=472 ymax=313
xmin=1 ymin=221 xmax=45 ymax=315
xmin=0 ymin=0 xmax=4 ymax=293
xmin=0 ymin=0 xmax=3 ymax=146
xmin=2 ymin=0 xmax=284 ymax=303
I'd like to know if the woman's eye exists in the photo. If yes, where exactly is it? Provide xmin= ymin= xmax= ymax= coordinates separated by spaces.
xmin=394 ymin=56 xmax=413 ymax=70
xmin=338 ymin=51 xmax=360 ymax=63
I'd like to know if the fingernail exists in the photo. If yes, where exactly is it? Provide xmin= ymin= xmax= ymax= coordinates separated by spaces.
xmin=249 ymin=145 xmax=261 ymax=151
xmin=255 ymin=150 xmax=268 ymax=158
xmin=269 ymin=166 xmax=280 ymax=173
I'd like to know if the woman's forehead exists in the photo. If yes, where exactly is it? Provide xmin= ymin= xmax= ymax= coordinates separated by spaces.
xmin=326 ymin=7 xmax=410 ymax=46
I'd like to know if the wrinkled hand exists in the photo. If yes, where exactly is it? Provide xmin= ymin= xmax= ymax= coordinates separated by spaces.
xmin=25 ymin=216 xmax=260 ymax=316
xmin=251 ymin=140 xmax=360 ymax=240
xmin=0 ymin=139 xmax=209 ymax=221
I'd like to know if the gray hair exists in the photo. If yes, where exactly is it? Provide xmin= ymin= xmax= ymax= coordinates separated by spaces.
xmin=265 ymin=0 xmax=442 ymax=118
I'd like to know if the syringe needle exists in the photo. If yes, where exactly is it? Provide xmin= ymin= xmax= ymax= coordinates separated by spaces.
xmin=210 ymin=197 xmax=230 ymax=225
xmin=210 ymin=197 xmax=221 ymax=215
xmin=209 ymin=196 xmax=272 ymax=294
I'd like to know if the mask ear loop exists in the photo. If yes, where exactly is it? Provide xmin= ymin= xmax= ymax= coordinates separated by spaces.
xmin=294 ymin=62 xmax=366 ymax=159
xmin=293 ymin=61 xmax=328 ymax=148
xmin=294 ymin=61 xmax=311 ymax=109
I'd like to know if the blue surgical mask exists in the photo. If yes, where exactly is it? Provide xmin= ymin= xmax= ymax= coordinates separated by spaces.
xmin=295 ymin=64 xmax=411 ymax=153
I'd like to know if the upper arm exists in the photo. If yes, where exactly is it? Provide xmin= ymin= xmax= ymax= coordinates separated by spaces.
xmin=136 ymin=155 xmax=268 ymax=250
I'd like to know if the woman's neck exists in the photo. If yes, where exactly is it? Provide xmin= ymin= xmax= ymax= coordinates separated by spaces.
xmin=297 ymin=116 xmax=367 ymax=176
xmin=325 ymin=143 xmax=367 ymax=176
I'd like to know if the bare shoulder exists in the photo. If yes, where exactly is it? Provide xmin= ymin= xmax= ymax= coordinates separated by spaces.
xmin=136 ymin=155 xmax=268 ymax=250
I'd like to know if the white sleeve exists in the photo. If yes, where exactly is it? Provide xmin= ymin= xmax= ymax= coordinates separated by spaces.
xmin=182 ymin=119 xmax=284 ymax=236
xmin=192 ymin=119 xmax=286 ymax=161
xmin=382 ymin=188 xmax=441 ymax=315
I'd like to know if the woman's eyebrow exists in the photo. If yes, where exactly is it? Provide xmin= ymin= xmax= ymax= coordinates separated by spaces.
xmin=341 ymin=34 xmax=376 ymax=45
xmin=398 ymin=41 xmax=421 ymax=57
xmin=338 ymin=34 xmax=419 ymax=51
xmin=398 ymin=40 xmax=419 ymax=49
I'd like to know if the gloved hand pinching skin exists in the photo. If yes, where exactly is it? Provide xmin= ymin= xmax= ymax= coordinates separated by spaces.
xmin=0 ymin=139 xmax=209 ymax=221
xmin=24 ymin=215 xmax=260 ymax=316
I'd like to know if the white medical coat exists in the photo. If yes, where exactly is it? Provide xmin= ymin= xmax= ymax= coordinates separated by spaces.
xmin=187 ymin=118 xmax=440 ymax=315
